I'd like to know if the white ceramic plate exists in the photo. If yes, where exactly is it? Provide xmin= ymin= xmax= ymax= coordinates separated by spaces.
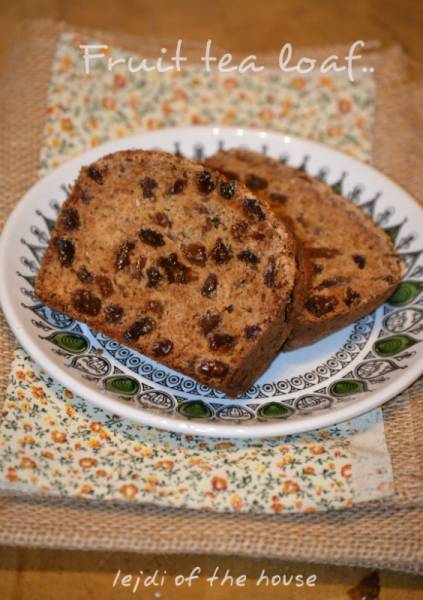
xmin=1 ymin=126 xmax=423 ymax=438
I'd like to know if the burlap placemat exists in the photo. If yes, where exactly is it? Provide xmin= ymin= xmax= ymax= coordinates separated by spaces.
xmin=1 ymin=19 xmax=423 ymax=574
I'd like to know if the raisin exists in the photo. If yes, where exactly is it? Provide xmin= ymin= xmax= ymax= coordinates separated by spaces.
xmin=269 ymin=192 xmax=287 ymax=203
xmin=152 ymin=339 xmax=173 ymax=357
xmin=146 ymin=267 xmax=162 ymax=288
xmin=87 ymin=166 xmax=103 ymax=184
xmin=344 ymin=287 xmax=361 ymax=307
xmin=237 ymin=250 xmax=260 ymax=265
xmin=202 ymin=274 xmax=218 ymax=297
xmin=231 ymin=220 xmax=249 ymax=242
xmin=124 ymin=317 xmax=155 ymax=342
xmin=115 ymin=240 xmax=135 ymax=271
xmin=245 ymin=324 xmax=261 ymax=339
xmin=139 ymin=228 xmax=165 ymax=247
xmin=132 ymin=256 xmax=147 ymax=280
xmin=154 ymin=212 xmax=170 ymax=227
xmin=62 ymin=207 xmax=80 ymax=230
xmin=251 ymin=230 xmax=266 ymax=241
xmin=198 ymin=311 xmax=222 ymax=335
xmin=208 ymin=332 xmax=237 ymax=352
xmin=242 ymin=198 xmax=266 ymax=221
xmin=225 ymin=305 xmax=234 ymax=313
xmin=144 ymin=300 xmax=164 ymax=316
xmin=245 ymin=173 xmax=268 ymax=191
xmin=158 ymin=253 xmax=191 ymax=283
xmin=220 ymin=169 xmax=239 ymax=181
xmin=96 ymin=275 xmax=114 ymax=298
xmin=312 ymin=263 xmax=324 ymax=275
xmin=353 ymin=255 xmax=366 ymax=269
xmin=198 ymin=360 xmax=229 ymax=379
xmin=264 ymin=256 xmax=277 ymax=288
xmin=140 ymin=176 xmax=157 ymax=199
xmin=305 ymin=295 xmax=338 ymax=317
xmin=211 ymin=238 xmax=232 ymax=264
xmin=71 ymin=289 xmax=101 ymax=316
xmin=77 ymin=265 xmax=94 ymax=283
xmin=75 ymin=185 xmax=92 ymax=204
xmin=315 ymin=276 xmax=351 ymax=291
xmin=167 ymin=178 xmax=187 ymax=194
xmin=182 ymin=243 xmax=208 ymax=266
xmin=197 ymin=170 xmax=216 ymax=195
xmin=104 ymin=304 xmax=123 ymax=323
xmin=307 ymin=247 xmax=341 ymax=259
xmin=219 ymin=180 xmax=237 ymax=199
xmin=56 ymin=238 xmax=75 ymax=267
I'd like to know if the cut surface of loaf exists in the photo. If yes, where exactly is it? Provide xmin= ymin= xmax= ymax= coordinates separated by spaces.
xmin=205 ymin=149 xmax=403 ymax=349
xmin=35 ymin=150 xmax=300 ymax=397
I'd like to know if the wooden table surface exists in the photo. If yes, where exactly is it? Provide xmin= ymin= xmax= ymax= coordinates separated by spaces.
xmin=1 ymin=1 xmax=423 ymax=598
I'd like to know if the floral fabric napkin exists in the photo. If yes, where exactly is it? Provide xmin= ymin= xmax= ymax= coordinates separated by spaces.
xmin=0 ymin=32 xmax=394 ymax=514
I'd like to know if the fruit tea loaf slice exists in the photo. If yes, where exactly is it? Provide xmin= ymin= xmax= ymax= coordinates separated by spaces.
xmin=205 ymin=149 xmax=403 ymax=349
xmin=35 ymin=150 xmax=301 ymax=397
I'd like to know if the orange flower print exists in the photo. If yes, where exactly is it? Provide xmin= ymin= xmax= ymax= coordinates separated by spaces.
xmin=16 ymin=370 xmax=26 ymax=380
xmin=31 ymin=386 xmax=45 ymax=399
xmin=78 ymin=457 xmax=97 ymax=469
xmin=65 ymin=405 xmax=75 ymax=417
xmin=88 ymin=439 xmax=101 ymax=449
xmin=341 ymin=464 xmax=352 ymax=479
xmin=6 ymin=468 xmax=20 ymax=482
xmin=310 ymin=445 xmax=325 ymax=455
xmin=42 ymin=450 xmax=54 ymax=460
xmin=303 ymin=466 xmax=315 ymax=475
xmin=156 ymin=460 xmax=174 ymax=472
xmin=18 ymin=435 xmax=34 ymax=447
xmin=20 ymin=457 xmax=37 ymax=469
xmin=283 ymin=480 xmax=300 ymax=494
xmin=259 ymin=108 xmax=274 ymax=123
xmin=114 ymin=73 xmax=127 ymax=88
xmin=271 ymin=495 xmax=285 ymax=513
xmin=64 ymin=389 xmax=74 ymax=400
xmin=211 ymin=476 xmax=228 ymax=491
xmin=51 ymin=430 xmax=67 ymax=443
xmin=120 ymin=484 xmax=138 ymax=499
xmin=80 ymin=484 xmax=94 ymax=495
xmin=326 ymin=126 xmax=342 ymax=138
xmin=276 ymin=455 xmax=294 ymax=468
xmin=96 ymin=469 xmax=108 ymax=478
xmin=338 ymin=98 xmax=352 ymax=113
xmin=223 ymin=78 xmax=239 ymax=91
xmin=60 ymin=118 xmax=73 ymax=131
xmin=101 ymin=97 xmax=116 ymax=111
xmin=291 ymin=77 xmax=305 ymax=90
xmin=230 ymin=494 xmax=244 ymax=512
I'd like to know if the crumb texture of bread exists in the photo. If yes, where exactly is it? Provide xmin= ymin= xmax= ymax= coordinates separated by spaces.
xmin=205 ymin=149 xmax=403 ymax=349
xmin=35 ymin=150 xmax=299 ymax=397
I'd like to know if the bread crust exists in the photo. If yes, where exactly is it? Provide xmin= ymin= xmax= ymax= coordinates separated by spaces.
xmin=205 ymin=149 xmax=403 ymax=349
xmin=35 ymin=149 xmax=300 ymax=397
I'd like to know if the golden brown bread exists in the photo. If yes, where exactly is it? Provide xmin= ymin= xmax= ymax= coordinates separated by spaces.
xmin=35 ymin=149 xmax=302 ymax=396
xmin=205 ymin=148 xmax=403 ymax=349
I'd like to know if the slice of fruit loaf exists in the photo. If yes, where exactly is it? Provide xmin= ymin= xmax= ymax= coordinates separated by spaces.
xmin=35 ymin=150 xmax=302 ymax=397
xmin=205 ymin=149 xmax=403 ymax=349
